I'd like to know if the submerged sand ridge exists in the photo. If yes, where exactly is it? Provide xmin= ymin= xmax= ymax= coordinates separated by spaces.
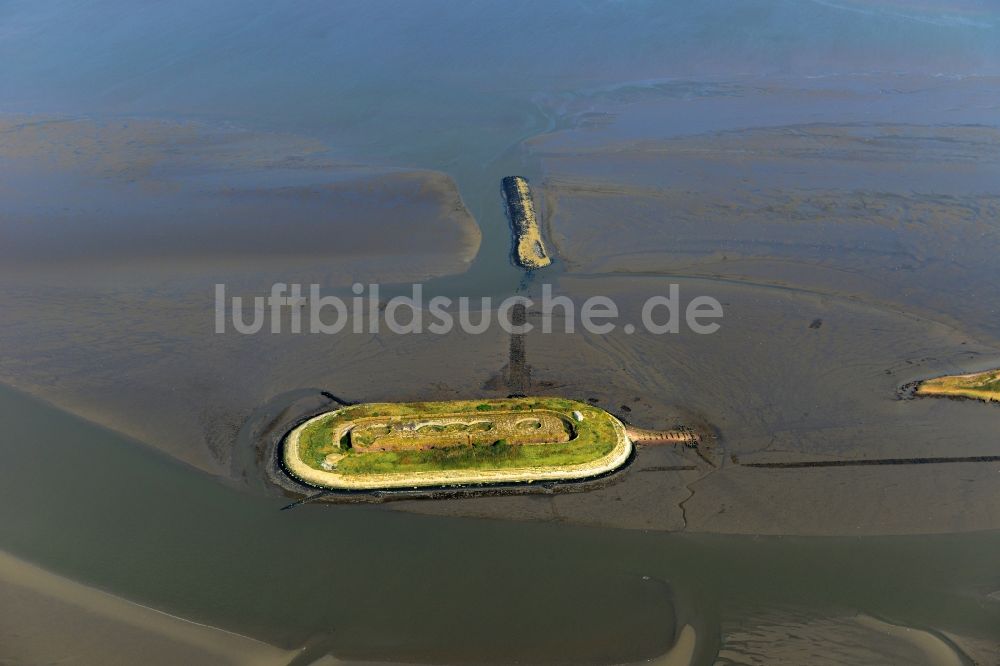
xmin=0 ymin=550 xmax=295 ymax=666
xmin=0 ymin=115 xmax=482 ymax=284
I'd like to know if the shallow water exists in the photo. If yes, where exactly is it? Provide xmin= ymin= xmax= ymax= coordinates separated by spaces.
xmin=1 ymin=383 xmax=998 ymax=663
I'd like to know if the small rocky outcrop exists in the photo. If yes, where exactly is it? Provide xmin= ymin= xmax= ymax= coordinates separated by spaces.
xmin=502 ymin=176 xmax=551 ymax=269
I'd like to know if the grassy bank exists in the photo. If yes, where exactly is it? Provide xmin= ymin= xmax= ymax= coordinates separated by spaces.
xmin=297 ymin=398 xmax=617 ymax=476
xmin=917 ymin=368 xmax=1000 ymax=402
xmin=284 ymin=398 xmax=631 ymax=488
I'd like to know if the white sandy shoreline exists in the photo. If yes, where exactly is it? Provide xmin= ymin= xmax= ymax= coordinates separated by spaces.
xmin=283 ymin=406 xmax=633 ymax=490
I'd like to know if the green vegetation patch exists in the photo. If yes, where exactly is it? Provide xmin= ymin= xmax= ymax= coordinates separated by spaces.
xmin=296 ymin=398 xmax=618 ymax=475
xmin=918 ymin=369 xmax=1000 ymax=401
xmin=966 ymin=373 xmax=1000 ymax=393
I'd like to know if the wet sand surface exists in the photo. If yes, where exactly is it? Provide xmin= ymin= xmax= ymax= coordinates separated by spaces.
xmin=3 ymin=381 xmax=1000 ymax=665
xmin=715 ymin=612 xmax=978 ymax=666
xmin=0 ymin=116 xmax=483 ymax=471
xmin=381 ymin=77 xmax=1000 ymax=535
xmin=534 ymin=119 xmax=1000 ymax=340
xmin=3 ymin=77 xmax=998 ymax=533
xmin=0 ymin=550 xmax=294 ymax=666
xmin=390 ymin=273 xmax=1000 ymax=534
xmin=0 ymin=116 xmax=481 ymax=287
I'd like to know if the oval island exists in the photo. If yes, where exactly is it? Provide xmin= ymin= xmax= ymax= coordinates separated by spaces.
xmin=283 ymin=397 xmax=632 ymax=490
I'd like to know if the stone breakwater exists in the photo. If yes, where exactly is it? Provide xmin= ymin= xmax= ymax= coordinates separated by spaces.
xmin=624 ymin=425 xmax=700 ymax=447
xmin=501 ymin=176 xmax=551 ymax=269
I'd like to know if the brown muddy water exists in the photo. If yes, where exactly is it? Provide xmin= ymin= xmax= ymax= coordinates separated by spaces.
xmin=4 ymin=1 xmax=1000 ymax=663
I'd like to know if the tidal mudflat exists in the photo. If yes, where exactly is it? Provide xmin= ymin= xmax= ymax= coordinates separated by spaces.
xmin=0 ymin=116 xmax=481 ymax=288
xmin=0 ymin=116 xmax=483 ymax=471
xmin=4 ymin=80 xmax=1000 ymax=659
xmin=3 ymin=382 xmax=1000 ymax=665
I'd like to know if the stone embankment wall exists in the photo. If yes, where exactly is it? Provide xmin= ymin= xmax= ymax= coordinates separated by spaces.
xmin=284 ymin=409 xmax=631 ymax=490
xmin=625 ymin=425 xmax=700 ymax=447
xmin=501 ymin=176 xmax=551 ymax=269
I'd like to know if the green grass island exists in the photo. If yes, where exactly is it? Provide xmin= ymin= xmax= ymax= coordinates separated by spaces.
xmin=283 ymin=397 xmax=632 ymax=490
xmin=916 ymin=368 xmax=1000 ymax=403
